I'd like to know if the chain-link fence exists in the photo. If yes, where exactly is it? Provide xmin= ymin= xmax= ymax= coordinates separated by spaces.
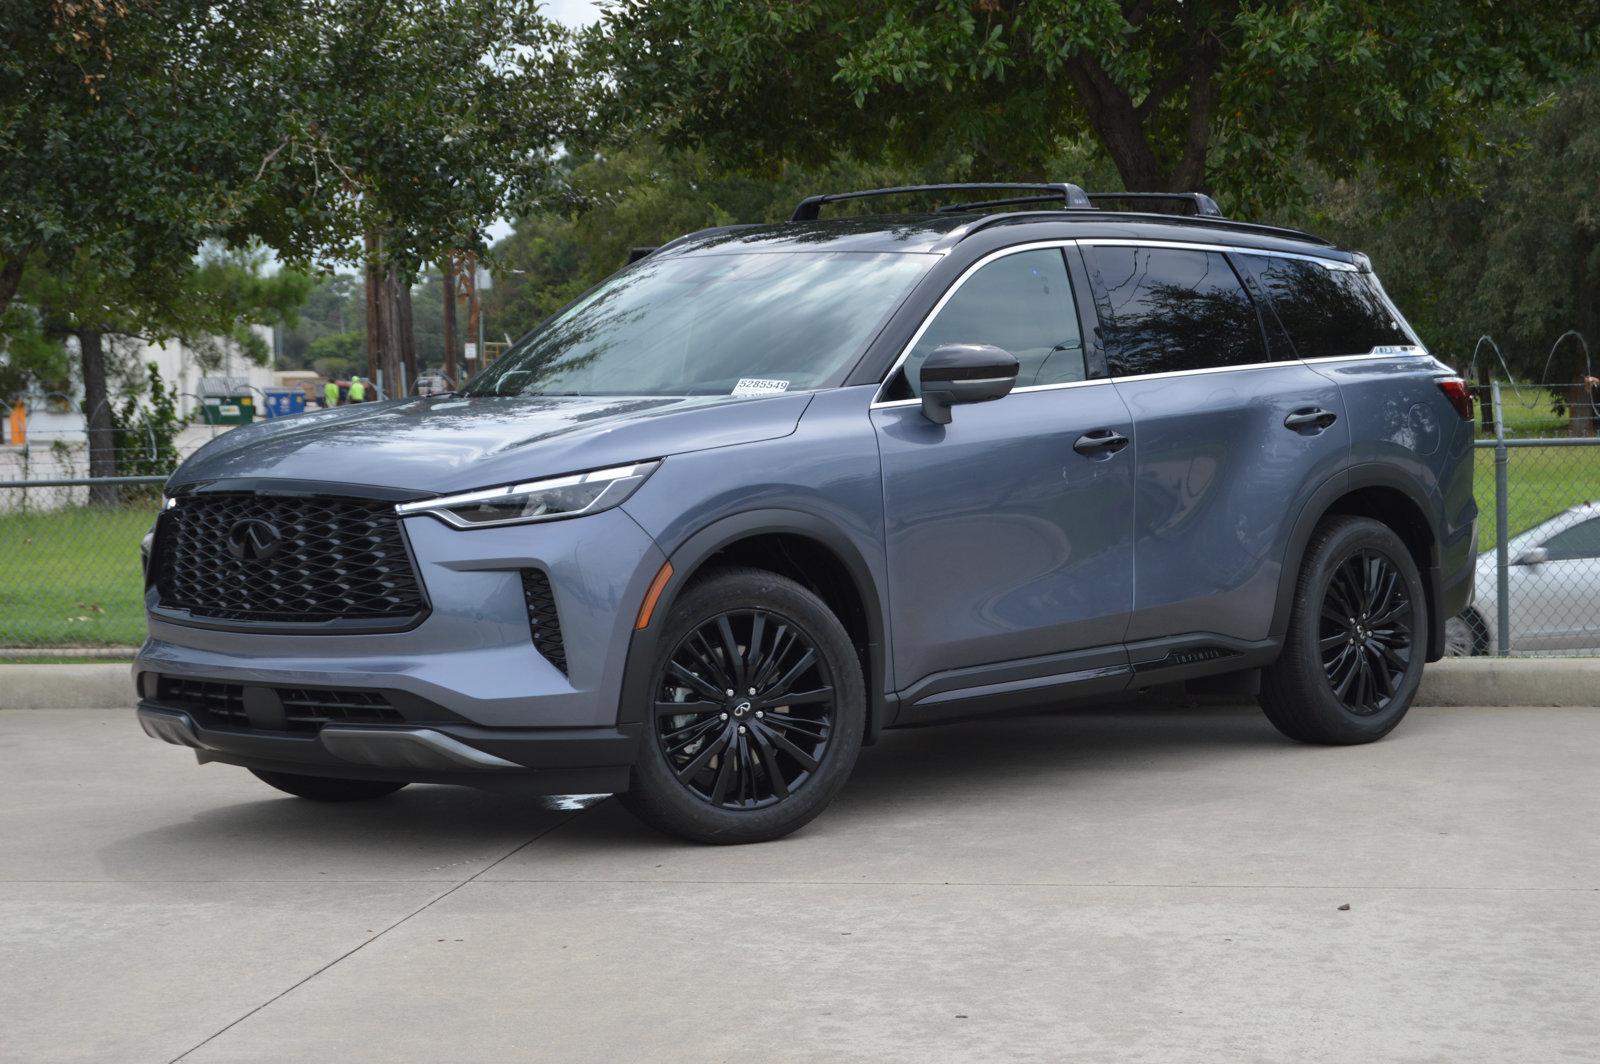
xmin=1451 ymin=381 xmax=1600 ymax=657
xmin=3 ymin=384 xmax=1599 ymax=654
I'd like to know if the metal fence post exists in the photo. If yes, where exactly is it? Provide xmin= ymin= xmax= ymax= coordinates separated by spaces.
xmin=1491 ymin=381 xmax=1511 ymax=657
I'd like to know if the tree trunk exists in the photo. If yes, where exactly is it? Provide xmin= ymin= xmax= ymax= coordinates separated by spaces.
xmin=442 ymin=259 xmax=459 ymax=387
xmin=0 ymin=248 xmax=28 ymax=317
xmin=77 ymin=329 xmax=118 ymax=506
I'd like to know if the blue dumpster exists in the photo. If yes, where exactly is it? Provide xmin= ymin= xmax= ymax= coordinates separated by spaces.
xmin=263 ymin=387 xmax=307 ymax=419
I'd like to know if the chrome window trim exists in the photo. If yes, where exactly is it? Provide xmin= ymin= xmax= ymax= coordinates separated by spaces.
xmin=1080 ymin=238 xmax=1361 ymax=271
xmin=870 ymin=240 xmax=1085 ymax=408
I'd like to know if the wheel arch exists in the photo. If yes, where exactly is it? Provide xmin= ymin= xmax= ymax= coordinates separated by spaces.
xmin=618 ymin=509 xmax=889 ymax=743
xmin=1272 ymin=465 xmax=1448 ymax=662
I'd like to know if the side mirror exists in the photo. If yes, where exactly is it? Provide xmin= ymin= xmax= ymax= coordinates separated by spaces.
xmin=918 ymin=343 xmax=1019 ymax=425
xmin=1516 ymin=546 xmax=1550 ymax=567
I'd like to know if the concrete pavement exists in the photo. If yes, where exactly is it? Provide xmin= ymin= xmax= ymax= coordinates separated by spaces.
xmin=2 ymin=702 xmax=1597 ymax=1063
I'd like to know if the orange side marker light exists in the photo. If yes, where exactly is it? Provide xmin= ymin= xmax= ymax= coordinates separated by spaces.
xmin=635 ymin=561 xmax=674 ymax=630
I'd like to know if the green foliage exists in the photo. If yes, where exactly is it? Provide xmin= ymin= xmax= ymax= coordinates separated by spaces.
xmin=1287 ymin=74 xmax=1600 ymax=376
xmin=487 ymin=143 xmax=938 ymax=332
xmin=598 ymin=0 xmax=1597 ymax=208
xmin=306 ymin=330 xmax=367 ymax=376
xmin=110 ymin=363 xmax=186 ymax=478
xmin=2 ymin=0 xmax=584 ymax=342
xmin=17 ymin=245 xmax=312 ymax=369
xmin=0 ymin=305 xmax=69 ymax=402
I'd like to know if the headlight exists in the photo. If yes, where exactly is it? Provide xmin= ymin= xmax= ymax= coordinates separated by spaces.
xmin=395 ymin=461 xmax=658 ymax=529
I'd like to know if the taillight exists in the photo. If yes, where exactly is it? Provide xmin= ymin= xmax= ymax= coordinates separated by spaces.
xmin=1437 ymin=378 xmax=1475 ymax=421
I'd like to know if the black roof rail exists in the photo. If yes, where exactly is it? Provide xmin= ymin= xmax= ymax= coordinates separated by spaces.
xmin=1083 ymin=191 xmax=1224 ymax=218
xmin=791 ymin=182 xmax=1092 ymax=222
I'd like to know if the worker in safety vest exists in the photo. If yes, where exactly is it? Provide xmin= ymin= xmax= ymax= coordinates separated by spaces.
xmin=348 ymin=376 xmax=367 ymax=403
xmin=323 ymin=379 xmax=339 ymax=408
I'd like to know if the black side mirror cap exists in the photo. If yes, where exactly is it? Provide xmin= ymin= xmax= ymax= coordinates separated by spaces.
xmin=918 ymin=343 xmax=1020 ymax=424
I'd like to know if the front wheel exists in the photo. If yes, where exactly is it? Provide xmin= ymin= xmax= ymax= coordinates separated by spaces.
xmin=620 ymin=567 xmax=865 ymax=844
xmin=1259 ymin=516 xmax=1428 ymax=745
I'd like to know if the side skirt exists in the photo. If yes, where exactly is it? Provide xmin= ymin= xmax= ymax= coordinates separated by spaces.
xmin=885 ymin=633 xmax=1279 ymax=727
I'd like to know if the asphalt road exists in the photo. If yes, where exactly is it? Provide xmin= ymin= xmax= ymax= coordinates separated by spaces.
xmin=3 ymin=703 xmax=1597 ymax=1064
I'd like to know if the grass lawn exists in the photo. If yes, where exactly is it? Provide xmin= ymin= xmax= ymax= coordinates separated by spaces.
xmin=0 ymin=505 xmax=156 ymax=647
xmin=1473 ymin=443 xmax=1600 ymax=552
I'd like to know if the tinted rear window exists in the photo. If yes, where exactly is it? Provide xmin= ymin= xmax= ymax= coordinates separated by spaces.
xmin=1236 ymin=254 xmax=1411 ymax=359
xmin=1084 ymin=246 xmax=1267 ymax=376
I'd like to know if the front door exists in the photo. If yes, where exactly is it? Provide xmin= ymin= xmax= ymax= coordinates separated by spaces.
xmin=872 ymin=245 xmax=1137 ymax=696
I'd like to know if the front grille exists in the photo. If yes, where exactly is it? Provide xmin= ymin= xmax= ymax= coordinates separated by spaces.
xmin=154 ymin=677 xmax=414 ymax=733
xmin=155 ymin=493 xmax=425 ymax=625
xmin=521 ymin=569 xmax=568 ymax=674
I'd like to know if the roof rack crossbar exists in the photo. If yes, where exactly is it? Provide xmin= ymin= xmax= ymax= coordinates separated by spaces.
xmin=935 ymin=193 xmax=1069 ymax=214
xmin=1083 ymin=191 xmax=1224 ymax=218
xmin=791 ymin=182 xmax=1092 ymax=222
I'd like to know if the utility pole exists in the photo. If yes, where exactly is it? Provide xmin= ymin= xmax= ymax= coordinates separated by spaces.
xmin=463 ymin=252 xmax=480 ymax=382
xmin=363 ymin=232 xmax=381 ymax=383
xmin=441 ymin=256 xmax=459 ymax=386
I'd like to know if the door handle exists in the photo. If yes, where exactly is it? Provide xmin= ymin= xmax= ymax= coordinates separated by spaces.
xmin=1284 ymin=408 xmax=1338 ymax=432
xmin=1073 ymin=429 xmax=1130 ymax=456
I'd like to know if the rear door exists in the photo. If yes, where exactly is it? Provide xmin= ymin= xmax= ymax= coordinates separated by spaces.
xmin=1079 ymin=241 xmax=1350 ymax=655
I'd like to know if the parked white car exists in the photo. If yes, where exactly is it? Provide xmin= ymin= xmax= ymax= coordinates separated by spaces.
xmin=1448 ymin=502 xmax=1600 ymax=654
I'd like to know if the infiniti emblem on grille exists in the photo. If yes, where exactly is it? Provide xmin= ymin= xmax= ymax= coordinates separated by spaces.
xmin=225 ymin=518 xmax=284 ymax=561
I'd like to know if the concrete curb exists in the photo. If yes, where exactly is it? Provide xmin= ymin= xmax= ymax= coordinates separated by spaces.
xmin=0 ymin=658 xmax=1595 ymax=712
xmin=3 ymin=664 xmax=133 ymax=709
xmin=1415 ymin=657 xmax=1600 ymax=708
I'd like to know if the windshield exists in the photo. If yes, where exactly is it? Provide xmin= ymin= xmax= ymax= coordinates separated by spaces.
xmin=463 ymin=251 xmax=933 ymax=398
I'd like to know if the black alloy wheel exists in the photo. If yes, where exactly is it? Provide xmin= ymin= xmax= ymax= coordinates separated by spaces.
xmin=1318 ymin=549 xmax=1416 ymax=715
xmin=1259 ymin=516 xmax=1428 ymax=745
xmin=654 ymin=607 xmax=836 ymax=809
xmin=622 ymin=567 xmax=865 ymax=844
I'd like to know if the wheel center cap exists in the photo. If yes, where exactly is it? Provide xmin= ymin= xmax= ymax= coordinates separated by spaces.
xmin=732 ymin=700 xmax=752 ymax=718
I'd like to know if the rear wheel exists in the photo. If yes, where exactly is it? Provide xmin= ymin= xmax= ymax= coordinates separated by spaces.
xmin=621 ymin=567 xmax=865 ymax=844
xmin=1260 ymin=516 xmax=1428 ymax=744
xmin=250 ymin=769 xmax=408 ymax=802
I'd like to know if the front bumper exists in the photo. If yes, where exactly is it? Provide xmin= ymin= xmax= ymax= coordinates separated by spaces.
xmin=137 ymin=704 xmax=637 ymax=793
xmin=137 ymin=507 xmax=667 ymax=729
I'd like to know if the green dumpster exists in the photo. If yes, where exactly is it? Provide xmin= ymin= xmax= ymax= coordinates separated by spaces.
xmin=200 ymin=394 xmax=255 ymax=425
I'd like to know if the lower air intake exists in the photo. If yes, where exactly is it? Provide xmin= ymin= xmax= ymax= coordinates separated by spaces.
xmin=520 ymin=569 xmax=568 ymax=675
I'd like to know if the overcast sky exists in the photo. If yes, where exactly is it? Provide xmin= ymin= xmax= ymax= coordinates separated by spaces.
xmin=484 ymin=0 xmax=602 ymax=243
xmin=543 ymin=0 xmax=601 ymax=26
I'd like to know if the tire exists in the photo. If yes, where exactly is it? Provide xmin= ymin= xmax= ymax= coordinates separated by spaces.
xmin=620 ymin=566 xmax=865 ymax=844
xmin=249 ymin=769 xmax=409 ymax=802
xmin=1444 ymin=609 xmax=1489 ymax=657
xmin=1259 ymin=516 xmax=1429 ymax=745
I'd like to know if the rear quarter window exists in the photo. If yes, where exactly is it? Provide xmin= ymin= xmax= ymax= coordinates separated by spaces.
xmin=1236 ymin=254 xmax=1411 ymax=360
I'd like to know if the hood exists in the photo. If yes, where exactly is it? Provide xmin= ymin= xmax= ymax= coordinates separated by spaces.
xmin=167 ymin=392 xmax=813 ymax=497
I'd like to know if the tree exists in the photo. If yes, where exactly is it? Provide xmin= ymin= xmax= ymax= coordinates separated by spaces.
xmin=1295 ymin=71 xmax=1600 ymax=378
xmin=486 ymin=141 xmax=938 ymax=338
xmin=15 ymin=247 xmax=310 ymax=500
xmin=599 ymin=0 xmax=1598 ymax=209
xmin=3 ymin=0 xmax=585 ymax=380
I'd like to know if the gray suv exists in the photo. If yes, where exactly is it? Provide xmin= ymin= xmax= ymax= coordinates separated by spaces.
xmin=135 ymin=183 xmax=1478 ymax=843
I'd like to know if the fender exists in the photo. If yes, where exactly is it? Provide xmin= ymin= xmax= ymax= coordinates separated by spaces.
xmin=1270 ymin=462 xmax=1447 ymax=661
xmin=615 ymin=508 xmax=891 ymax=743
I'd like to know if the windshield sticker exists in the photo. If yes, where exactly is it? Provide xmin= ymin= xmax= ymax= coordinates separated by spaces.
xmin=732 ymin=378 xmax=791 ymax=397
